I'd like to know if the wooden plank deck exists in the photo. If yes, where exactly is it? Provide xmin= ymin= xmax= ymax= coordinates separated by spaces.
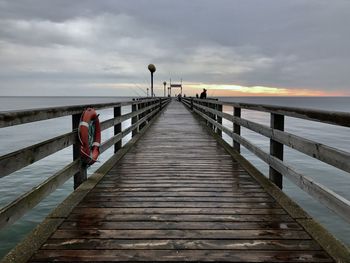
xmin=29 ymin=101 xmax=333 ymax=262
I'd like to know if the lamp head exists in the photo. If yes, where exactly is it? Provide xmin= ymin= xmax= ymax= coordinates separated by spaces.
xmin=148 ymin=64 xmax=156 ymax=73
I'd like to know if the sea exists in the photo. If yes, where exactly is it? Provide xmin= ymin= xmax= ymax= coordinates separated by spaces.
xmin=0 ymin=96 xmax=349 ymax=257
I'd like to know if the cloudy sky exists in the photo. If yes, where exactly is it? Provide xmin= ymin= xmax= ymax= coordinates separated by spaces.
xmin=0 ymin=0 xmax=349 ymax=96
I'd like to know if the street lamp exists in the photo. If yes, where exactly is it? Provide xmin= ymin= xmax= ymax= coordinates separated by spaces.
xmin=163 ymin=81 xmax=167 ymax=97
xmin=148 ymin=64 xmax=156 ymax=97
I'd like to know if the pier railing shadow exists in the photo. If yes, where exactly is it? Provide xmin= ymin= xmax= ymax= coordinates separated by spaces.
xmin=182 ymin=97 xmax=350 ymax=224
xmin=0 ymin=97 xmax=170 ymax=230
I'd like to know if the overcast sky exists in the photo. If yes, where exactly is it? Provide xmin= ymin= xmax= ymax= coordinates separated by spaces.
xmin=0 ymin=0 xmax=349 ymax=96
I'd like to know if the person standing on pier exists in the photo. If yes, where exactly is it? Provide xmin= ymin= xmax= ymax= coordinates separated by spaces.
xmin=200 ymin=89 xmax=207 ymax=99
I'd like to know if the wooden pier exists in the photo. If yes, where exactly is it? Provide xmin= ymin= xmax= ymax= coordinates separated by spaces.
xmin=1 ymin=98 xmax=350 ymax=262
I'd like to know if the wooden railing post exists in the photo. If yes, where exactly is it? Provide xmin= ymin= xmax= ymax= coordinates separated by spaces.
xmin=139 ymin=100 xmax=145 ymax=130
xmin=159 ymin=98 xmax=162 ymax=111
xmin=114 ymin=106 xmax=122 ymax=153
xmin=211 ymin=102 xmax=215 ymax=130
xmin=147 ymin=100 xmax=152 ymax=122
xmin=190 ymin=98 xmax=194 ymax=110
xmin=217 ymin=103 xmax=223 ymax=136
xmin=207 ymin=102 xmax=212 ymax=129
xmin=206 ymin=101 xmax=210 ymax=127
xmin=269 ymin=113 xmax=284 ymax=189
xmin=211 ymin=103 xmax=216 ymax=131
xmin=132 ymin=100 xmax=138 ymax=137
xmin=233 ymin=107 xmax=241 ymax=152
xmin=72 ymin=113 xmax=87 ymax=189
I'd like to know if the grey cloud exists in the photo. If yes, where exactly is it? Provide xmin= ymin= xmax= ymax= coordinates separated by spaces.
xmin=0 ymin=0 xmax=349 ymax=95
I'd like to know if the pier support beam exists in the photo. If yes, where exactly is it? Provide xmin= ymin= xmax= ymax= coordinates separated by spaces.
xmin=217 ymin=104 xmax=223 ymax=137
xmin=233 ymin=107 xmax=241 ymax=153
xmin=132 ymin=101 xmax=139 ymax=137
xmin=139 ymin=100 xmax=145 ymax=130
xmin=72 ymin=113 xmax=87 ymax=189
xmin=269 ymin=113 xmax=284 ymax=189
xmin=114 ymin=106 xmax=122 ymax=153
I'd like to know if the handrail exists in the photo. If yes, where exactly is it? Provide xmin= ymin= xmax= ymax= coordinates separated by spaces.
xmin=182 ymin=97 xmax=350 ymax=224
xmin=190 ymin=98 xmax=350 ymax=127
xmin=0 ymin=97 xmax=171 ymax=230
xmin=192 ymin=102 xmax=350 ymax=174
xmin=0 ymin=98 xmax=160 ymax=128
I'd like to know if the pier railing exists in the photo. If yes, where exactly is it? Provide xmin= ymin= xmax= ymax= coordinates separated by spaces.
xmin=0 ymin=97 xmax=170 ymax=230
xmin=182 ymin=97 xmax=350 ymax=224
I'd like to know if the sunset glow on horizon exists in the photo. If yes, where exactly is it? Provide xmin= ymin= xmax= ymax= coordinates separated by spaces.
xmin=185 ymin=83 xmax=345 ymax=97
xmin=90 ymin=82 xmax=347 ymax=97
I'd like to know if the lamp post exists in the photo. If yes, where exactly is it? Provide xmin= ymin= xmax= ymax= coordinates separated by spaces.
xmin=163 ymin=81 xmax=166 ymax=97
xmin=146 ymin=88 xmax=149 ymax=97
xmin=148 ymin=64 xmax=156 ymax=97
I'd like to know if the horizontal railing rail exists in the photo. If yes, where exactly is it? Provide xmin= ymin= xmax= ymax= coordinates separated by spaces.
xmin=185 ymin=99 xmax=350 ymax=127
xmin=182 ymin=97 xmax=350 ymax=224
xmin=0 ymin=98 xmax=161 ymax=128
xmin=0 ymin=97 xmax=171 ymax=229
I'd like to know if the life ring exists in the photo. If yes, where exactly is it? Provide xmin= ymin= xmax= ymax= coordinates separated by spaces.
xmin=78 ymin=108 xmax=101 ymax=165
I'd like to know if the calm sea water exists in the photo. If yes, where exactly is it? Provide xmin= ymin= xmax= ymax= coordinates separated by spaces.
xmin=0 ymin=96 xmax=349 ymax=257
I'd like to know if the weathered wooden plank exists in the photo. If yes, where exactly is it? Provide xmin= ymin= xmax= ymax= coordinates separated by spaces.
xmin=86 ymin=191 xmax=270 ymax=198
xmin=77 ymin=201 xmax=279 ymax=209
xmin=100 ymin=179 xmax=254 ymax=184
xmin=71 ymin=207 xmax=287 ymax=215
xmin=30 ymin=249 xmax=332 ymax=262
xmin=97 ymin=183 xmax=258 ymax=188
xmin=91 ymin=187 xmax=265 ymax=193
xmin=59 ymin=221 xmax=301 ymax=230
xmin=51 ymin=229 xmax=311 ymax=239
xmin=90 ymin=186 xmax=265 ymax=193
xmin=111 ymin=167 xmax=245 ymax=171
xmin=66 ymin=213 xmax=295 ymax=222
xmin=109 ymin=170 xmax=247 ymax=174
xmin=41 ymin=238 xmax=319 ymax=250
xmin=83 ymin=196 xmax=274 ymax=203
xmin=100 ymin=176 xmax=255 ymax=182
xmin=95 ymin=183 xmax=259 ymax=188
xmin=100 ymin=177 xmax=252 ymax=182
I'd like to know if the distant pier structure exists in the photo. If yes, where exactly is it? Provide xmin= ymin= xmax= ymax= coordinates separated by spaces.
xmin=0 ymin=96 xmax=350 ymax=262
xmin=168 ymin=78 xmax=183 ymax=96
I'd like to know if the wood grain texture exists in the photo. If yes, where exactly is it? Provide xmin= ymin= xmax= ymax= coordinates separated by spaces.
xmin=191 ymin=102 xmax=350 ymax=224
xmin=0 ymin=98 xmax=166 ymax=128
xmin=30 ymin=100 xmax=334 ymax=262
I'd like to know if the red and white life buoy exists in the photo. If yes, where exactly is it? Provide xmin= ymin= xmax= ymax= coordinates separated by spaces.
xmin=78 ymin=108 xmax=101 ymax=165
